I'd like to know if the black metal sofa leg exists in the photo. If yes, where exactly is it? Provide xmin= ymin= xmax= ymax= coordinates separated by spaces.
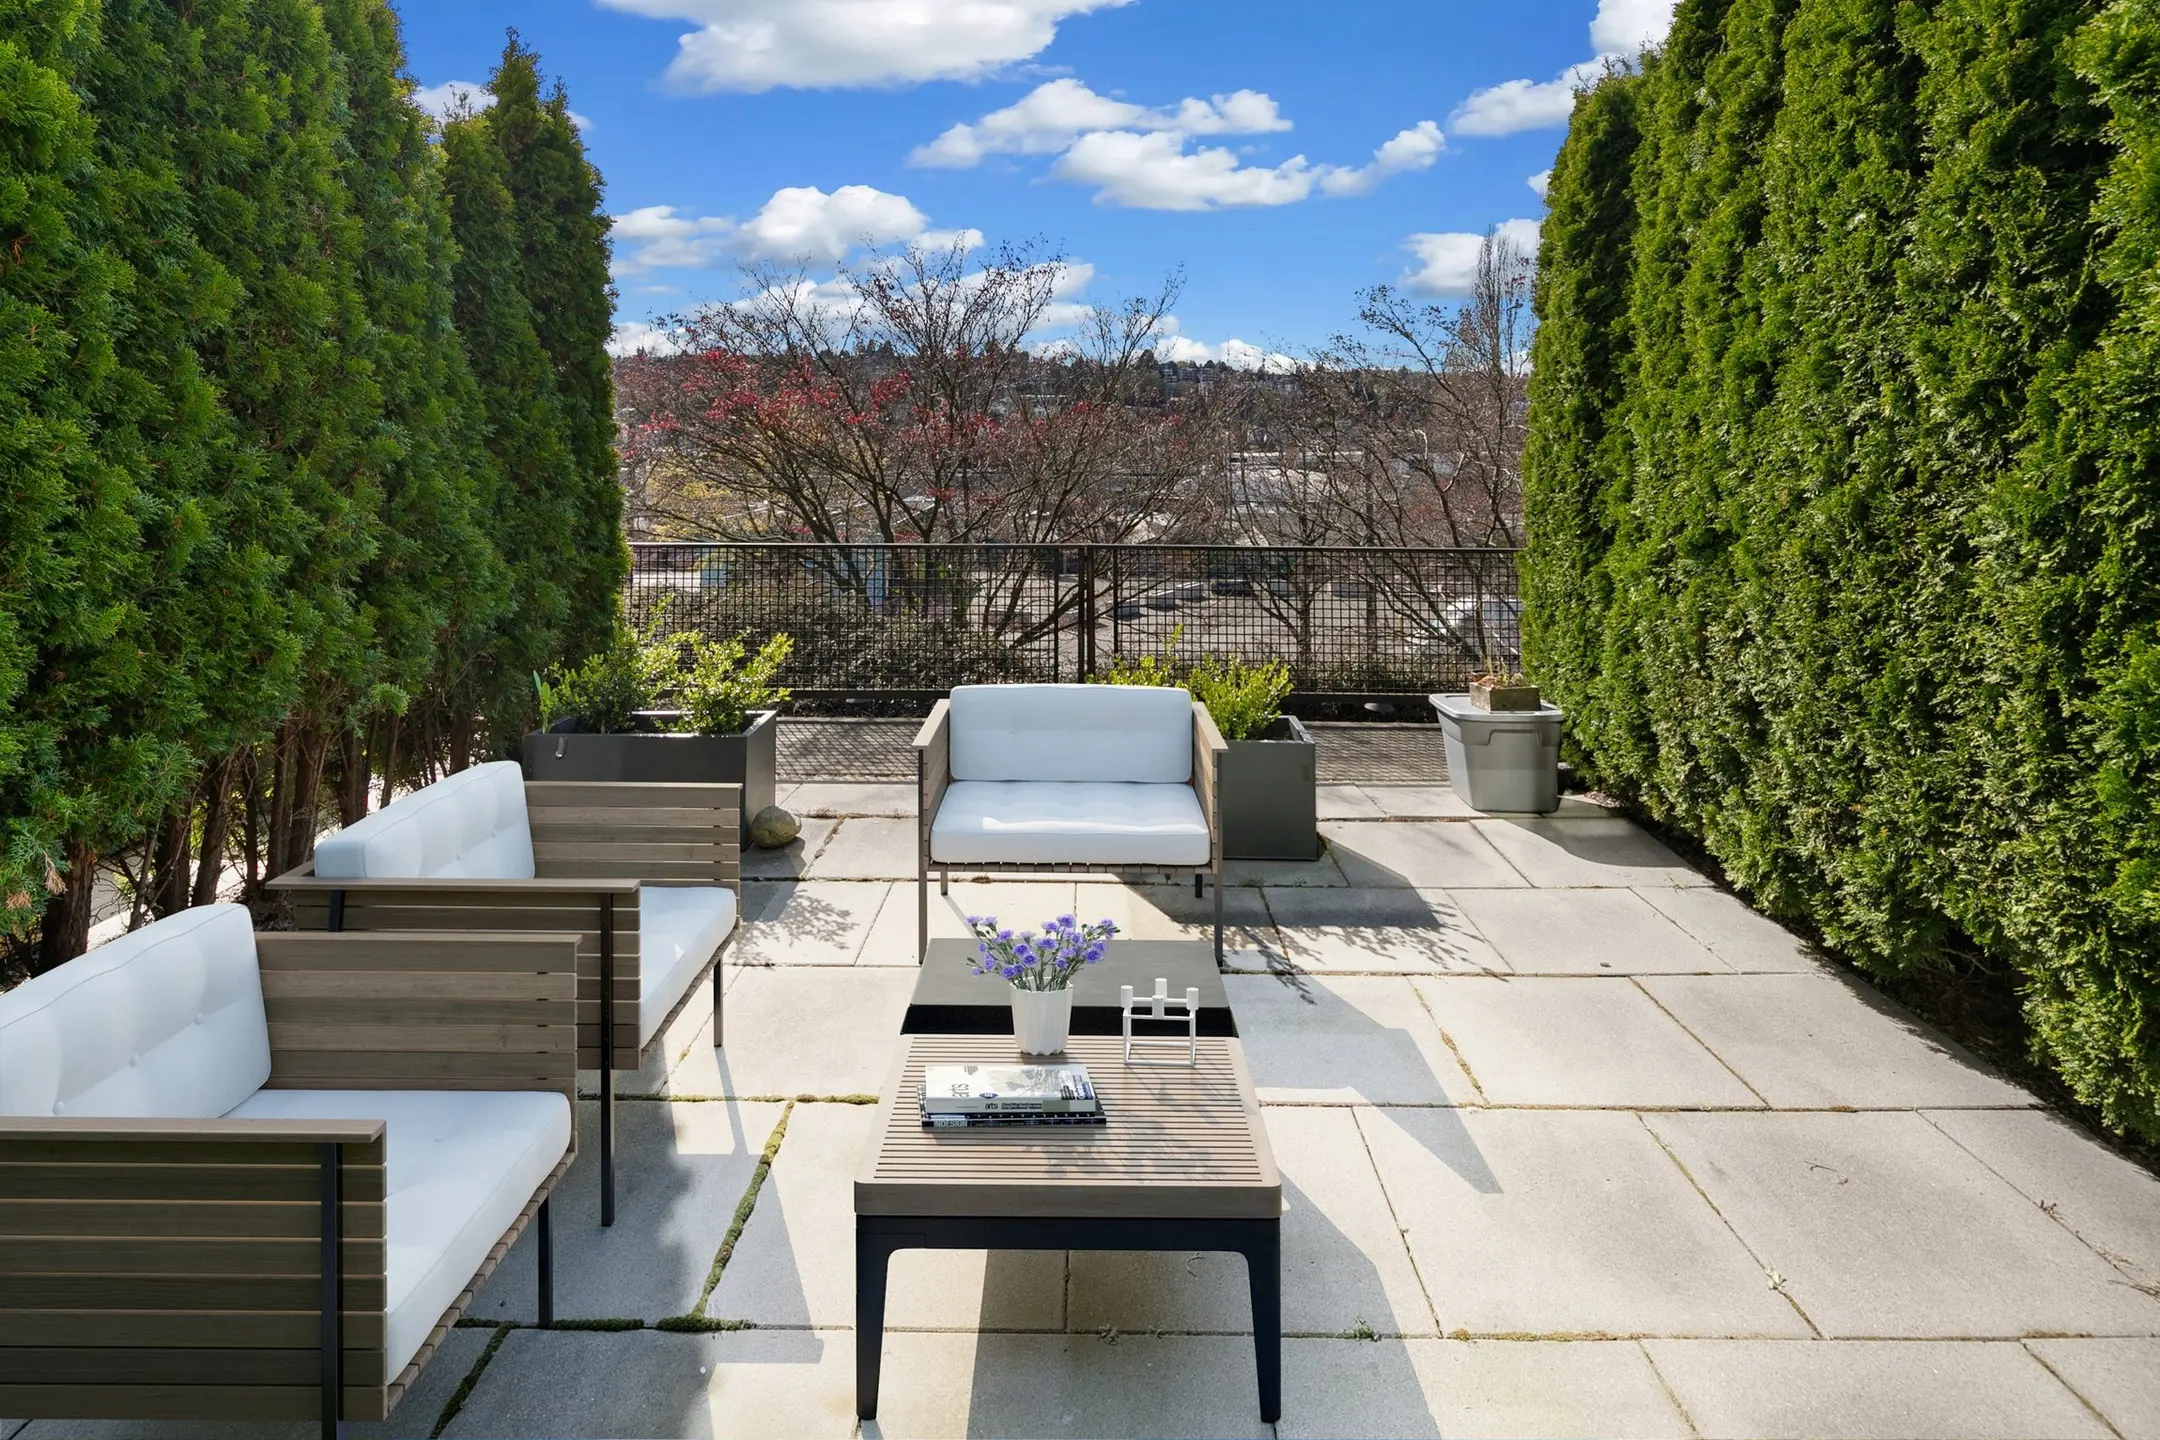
xmin=537 ymin=1197 xmax=555 ymax=1327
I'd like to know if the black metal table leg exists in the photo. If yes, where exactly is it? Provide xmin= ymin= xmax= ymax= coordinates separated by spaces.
xmin=855 ymin=1220 xmax=901 ymax=1419
xmin=1243 ymin=1223 xmax=1281 ymax=1422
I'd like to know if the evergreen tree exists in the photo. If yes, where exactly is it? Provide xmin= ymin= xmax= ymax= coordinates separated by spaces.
xmin=489 ymin=33 xmax=626 ymax=663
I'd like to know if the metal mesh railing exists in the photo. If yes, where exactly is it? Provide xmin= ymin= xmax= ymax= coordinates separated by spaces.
xmin=626 ymin=543 xmax=1522 ymax=700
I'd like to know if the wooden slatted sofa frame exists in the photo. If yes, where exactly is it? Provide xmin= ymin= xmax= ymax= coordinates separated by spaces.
xmin=915 ymin=687 xmax=1227 ymax=961
xmin=0 ymin=927 xmax=578 ymax=1439
xmin=272 ymin=779 xmax=741 ymax=1228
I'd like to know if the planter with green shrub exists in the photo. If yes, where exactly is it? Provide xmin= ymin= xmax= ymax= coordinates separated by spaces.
xmin=1098 ymin=638 xmax=1313 ymax=861
xmin=525 ymin=607 xmax=793 ymax=842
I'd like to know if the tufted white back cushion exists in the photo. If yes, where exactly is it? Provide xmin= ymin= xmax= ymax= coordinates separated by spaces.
xmin=313 ymin=761 xmax=535 ymax=880
xmin=0 ymin=904 xmax=271 ymax=1118
xmin=949 ymin=684 xmax=1193 ymax=785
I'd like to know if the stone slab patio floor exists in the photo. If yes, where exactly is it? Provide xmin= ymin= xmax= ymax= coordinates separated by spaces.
xmin=13 ymin=786 xmax=2159 ymax=1439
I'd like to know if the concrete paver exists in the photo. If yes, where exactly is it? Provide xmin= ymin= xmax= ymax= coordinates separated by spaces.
xmin=2025 ymin=1338 xmax=2160 ymax=1439
xmin=857 ymin=878 xmax=1082 ymax=962
xmin=474 ymin=1099 xmax=784 ymax=1323
xmin=1315 ymin=784 xmax=1388 ymax=820
xmin=741 ymin=816 xmax=837 ymax=880
xmin=1926 ymin=1108 xmax=2160 ymax=1288
xmin=1067 ymin=1106 xmax=1438 ymax=1338
xmin=1355 ymin=785 xmax=1480 ymax=820
xmin=441 ymin=1327 xmax=857 ymax=1440
xmin=1646 ymin=1111 xmax=2160 ymax=1338
xmin=1474 ymin=817 xmax=1708 ymax=888
xmin=783 ymin=782 xmax=916 ymax=817
xmin=1226 ymin=972 xmax=1477 ymax=1105
xmin=710 ymin=1101 xmax=1064 ymax=1331
xmin=1643 ymin=1339 xmax=2113 ymax=1439
xmin=1278 ymin=1338 xmax=1690 ymax=1439
xmin=807 ymin=815 xmax=917 ymax=879
xmin=1267 ymin=886 xmax=1506 ymax=973
xmin=1417 ymin=976 xmax=1763 ymax=1108
xmin=1634 ymin=885 xmax=1824 ymax=971
xmin=1093 ymin=880 xmax=1279 ymax=950
xmin=733 ymin=880 xmax=889 ymax=966
xmin=1451 ymin=886 xmax=1726 ymax=974
xmin=673 ymin=967 xmax=913 ymax=1097
xmin=1360 ymin=1106 xmax=1812 ymax=1338
xmin=1639 ymin=974 xmax=2029 ymax=1109
xmin=1322 ymin=820 xmax=1528 ymax=889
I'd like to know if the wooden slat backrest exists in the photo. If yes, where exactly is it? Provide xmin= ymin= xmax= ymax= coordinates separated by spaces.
xmin=0 ymin=1117 xmax=391 ymax=1421
xmin=524 ymin=780 xmax=740 ymax=889
xmin=282 ymin=879 xmax=640 ymax=1070
xmin=256 ymin=932 xmax=580 ymax=1117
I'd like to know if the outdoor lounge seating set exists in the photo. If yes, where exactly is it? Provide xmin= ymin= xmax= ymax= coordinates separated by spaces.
xmin=0 ymin=683 xmax=1273 ymax=1436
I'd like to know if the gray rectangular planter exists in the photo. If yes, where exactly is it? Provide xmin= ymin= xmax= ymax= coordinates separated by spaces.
xmin=1219 ymin=715 xmax=1318 ymax=861
xmin=522 ymin=708 xmax=777 ymax=843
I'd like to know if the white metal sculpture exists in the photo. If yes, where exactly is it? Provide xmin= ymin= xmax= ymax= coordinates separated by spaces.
xmin=1120 ymin=977 xmax=1200 ymax=1066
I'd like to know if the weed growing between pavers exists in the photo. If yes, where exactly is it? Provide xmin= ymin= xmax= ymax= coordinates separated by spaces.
xmin=682 ymin=1101 xmax=793 ymax=1322
xmin=431 ymin=1325 xmax=512 ymax=1439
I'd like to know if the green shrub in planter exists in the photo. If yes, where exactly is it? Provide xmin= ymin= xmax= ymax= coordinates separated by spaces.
xmin=536 ymin=604 xmax=792 ymax=736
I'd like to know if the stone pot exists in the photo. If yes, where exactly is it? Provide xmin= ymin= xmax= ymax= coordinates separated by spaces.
xmin=521 ymin=708 xmax=778 ymax=844
xmin=1218 ymin=714 xmax=1319 ymax=861
xmin=1009 ymin=986 xmax=1075 ymax=1057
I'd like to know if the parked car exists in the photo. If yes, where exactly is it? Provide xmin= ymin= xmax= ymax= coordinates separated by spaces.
xmin=1411 ymin=596 xmax=1523 ymax=667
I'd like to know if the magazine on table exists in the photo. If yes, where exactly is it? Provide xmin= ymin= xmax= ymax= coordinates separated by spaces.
xmin=919 ymin=1062 xmax=1101 ymax=1116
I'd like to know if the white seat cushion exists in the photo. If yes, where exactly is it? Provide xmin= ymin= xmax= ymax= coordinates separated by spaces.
xmin=949 ymin=684 xmax=1192 ymax=784
xmin=314 ymin=762 xmax=535 ymax=881
xmin=226 ymin=1087 xmax=570 ymax=1380
xmin=0 ymin=905 xmax=269 ymax=1119
xmin=930 ymin=781 xmax=1212 ymax=867
xmin=638 ymin=887 xmax=737 ymax=1048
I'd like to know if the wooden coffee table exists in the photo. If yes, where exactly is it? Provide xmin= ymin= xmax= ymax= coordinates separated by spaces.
xmin=903 ymin=938 xmax=1235 ymax=1036
xmin=855 ymin=1033 xmax=1282 ymax=1421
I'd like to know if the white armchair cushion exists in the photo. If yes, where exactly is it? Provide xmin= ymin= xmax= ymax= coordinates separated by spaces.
xmin=637 ymin=887 xmax=737 ymax=1048
xmin=314 ymin=762 xmax=535 ymax=881
xmin=0 ymin=904 xmax=270 ymax=1119
xmin=930 ymin=780 xmax=1212 ymax=866
xmin=226 ymin=1087 xmax=571 ymax=1379
xmin=949 ymin=684 xmax=1192 ymax=784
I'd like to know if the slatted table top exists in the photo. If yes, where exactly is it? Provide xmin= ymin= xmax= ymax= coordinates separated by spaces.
xmin=855 ymin=1034 xmax=1280 ymax=1220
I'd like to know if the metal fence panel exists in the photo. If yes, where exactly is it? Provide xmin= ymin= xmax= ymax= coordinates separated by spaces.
xmin=626 ymin=543 xmax=1522 ymax=700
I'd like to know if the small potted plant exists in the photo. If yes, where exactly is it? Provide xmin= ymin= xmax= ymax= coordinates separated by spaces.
xmin=525 ymin=606 xmax=793 ymax=843
xmin=1096 ymin=635 xmax=1316 ymax=860
xmin=967 ymin=913 xmax=1118 ymax=1056
xmin=1428 ymin=594 xmax=1564 ymax=813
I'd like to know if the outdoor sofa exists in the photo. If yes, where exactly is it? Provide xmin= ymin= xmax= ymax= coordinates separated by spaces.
xmin=914 ymin=683 xmax=1226 ymax=960
xmin=0 ymin=903 xmax=575 ymax=1438
xmin=271 ymin=761 xmax=739 ymax=1225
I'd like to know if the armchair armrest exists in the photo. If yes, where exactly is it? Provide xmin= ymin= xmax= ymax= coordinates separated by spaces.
xmin=1192 ymin=701 xmax=1227 ymax=862
xmin=915 ymin=699 xmax=952 ymax=831
xmin=0 ymin=1116 xmax=392 ymax=1420
xmin=269 ymin=869 xmax=640 ymax=1072
xmin=254 ymin=931 xmax=580 ymax=1116
xmin=524 ymin=780 xmax=741 ymax=889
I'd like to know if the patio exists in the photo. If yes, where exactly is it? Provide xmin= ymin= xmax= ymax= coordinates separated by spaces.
xmin=10 ymin=781 xmax=2159 ymax=1440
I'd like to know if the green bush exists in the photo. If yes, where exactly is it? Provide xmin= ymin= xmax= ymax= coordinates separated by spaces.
xmin=1094 ymin=630 xmax=1292 ymax=741
xmin=536 ymin=606 xmax=792 ymax=737
xmin=679 ymin=633 xmax=794 ymax=736
xmin=1525 ymin=0 xmax=2160 ymax=1140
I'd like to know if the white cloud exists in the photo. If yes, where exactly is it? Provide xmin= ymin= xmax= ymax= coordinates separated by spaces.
xmin=1592 ymin=0 xmax=1679 ymax=53
xmin=612 ymin=186 xmax=967 ymax=274
xmin=1148 ymin=318 xmax=1293 ymax=371
xmin=1448 ymin=0 xmax=1673 ymax=139
xmin=1400 ymin=218 xmax=1542 ymax=297
xmin=413 ymin=80 xmax=491 ymax=120
xmin=595 ymin=0 xmax=1133 ymax=92
xmin=608 ymin=320 xmax=684 ymax=357
xmin=1052 ymin=117 xmax=1439 ymax=210
xmin=1528 ymin=169 xmax=1552 ymax=200
xmin=909 ymin=78 xmax=1289 ymax=167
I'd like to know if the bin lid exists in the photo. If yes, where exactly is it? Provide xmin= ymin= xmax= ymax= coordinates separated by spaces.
xmin=1429 ymin=692 xmax=1564 ymax=723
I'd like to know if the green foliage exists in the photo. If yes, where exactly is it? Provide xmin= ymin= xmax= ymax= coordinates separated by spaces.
xmin=534 ymin=624 xmax=672 ymax=735
xmin=1093 ymin=629 xmax=1291 ymax=741
xmin=536 ymin=605 xmax=793 ymax=737
xmin=679 ymin=633 xmax=795 ymax=737
xmin=1525 ymin=0 xmax=2160 ymax=1140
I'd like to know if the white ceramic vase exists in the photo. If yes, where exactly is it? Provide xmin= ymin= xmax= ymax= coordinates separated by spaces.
xmin=1009 ymin=986 xmax=1075 ymax=1056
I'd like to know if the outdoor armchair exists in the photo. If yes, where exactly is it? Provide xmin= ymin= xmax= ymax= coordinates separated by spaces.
xmin=270 ymin=762 xmax=740 ymax=1226
xmin=0 ymin=904 xmax=576 ymax=1439
xmin=914 ymin=683 xmax=1226 ymax=961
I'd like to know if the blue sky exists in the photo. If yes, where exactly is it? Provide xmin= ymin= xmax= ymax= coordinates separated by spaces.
xmin=396 ymin=0 xmax=1674 ymax=364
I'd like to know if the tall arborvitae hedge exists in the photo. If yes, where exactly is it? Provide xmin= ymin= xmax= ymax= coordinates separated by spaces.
xmin=1525 ymin=0 xmax=2160 ymax=1139
xmin=3 ymin=7 xmax=623 ymax=969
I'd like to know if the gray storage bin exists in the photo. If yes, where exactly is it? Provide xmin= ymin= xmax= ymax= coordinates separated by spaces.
xmin=1428 ymin=693 xmax=1564 ymax=814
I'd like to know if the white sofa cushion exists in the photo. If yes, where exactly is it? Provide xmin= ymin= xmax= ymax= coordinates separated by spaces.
xmin=314 ymin=762 xmax=535 ymax=881
xmin=0 ymin=905 xmax=270 ymax=1119
xmin=637 ymin=887 xmax=737 ymax=1048
xmin=227 ymin=1087 xmax=570 ymax=1379
xmin=930 ymin=780 xmax=1212 ymax=866
xmin=949 ymin=684 xmax=1192 ymax=785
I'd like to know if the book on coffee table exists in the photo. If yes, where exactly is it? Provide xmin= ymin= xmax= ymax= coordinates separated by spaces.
xmin=919 ymin=1062 xmax=1099 ymax=1115
xmin=922 ymin=1109 xmax=1109 ymax=1130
